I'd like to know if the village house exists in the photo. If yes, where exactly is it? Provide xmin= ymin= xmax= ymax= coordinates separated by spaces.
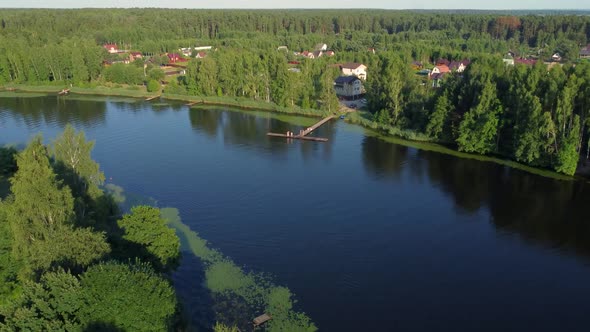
xmin=301 ymin=51 xmax=314 ymax=59
xmin=180 ymin=48 xmax=193 ymax=57
xmin=340 ymin=63 xmax=367 ymax=81
xmin=103 ymin=43 xmax=119 ymax=54
xmin=130 ymin=52 xmax=142 ymax=60
xmin=315 ymin=43 xmax=328 ymax=51
xmin=195 ymin=46 xmax=213 ymax=51
xmin=312 ymin=51 xmax=323 ymax=58
xmin=449 ymin=60 xmax=470 ymax=73
xmin=195 ymin=52 xmax=207 ymax=59
xmin=580 ymin=45 xmax=590 ymax=59
xmin=334 ymin=76 xmax=363 ymax=99
xmin=277 ymin=46 xmax=289 ymax=51
xmin=166 ymin=53 xmax=187 ymax=64
xmin=503 ymin=54 xmax=515 ymax=66
xmin=368 ymin=48 xmax=376 ymax=54
xmin=430 ymin=65 xmax=450 ymax=76
xmin=514 ymin=58 xmax=538 ymax=66
xmin=435 ymin=58 xmax=450 ymax=66
xmin=325 ymin=50 xmax=335 ymax=56
xmin=551 ymin=53 xmax=562 ymax=62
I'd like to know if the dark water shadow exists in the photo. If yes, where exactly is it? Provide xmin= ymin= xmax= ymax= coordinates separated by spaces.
xmin=83 ymin=322 xmax=125 ymax=332
xmin=171 ymin=251 xmax=216 ymax=331
xmin=361 ymin=134 xmax=590 ymax=261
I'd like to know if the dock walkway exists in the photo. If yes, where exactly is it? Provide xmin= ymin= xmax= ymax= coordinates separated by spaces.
xmin=267 ymin=115 xmax=335 ymax=142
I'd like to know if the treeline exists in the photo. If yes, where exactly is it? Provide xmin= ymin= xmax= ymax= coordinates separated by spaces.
xmin=0 ymin=127 xmax=184 ymax=330
xmin=179 ymin=50 xmax=340 ymax=112
xmin=0 ymin=9 xmax=588 ymax=47
xmin=365 ymin=55 xmax=590 ymax=175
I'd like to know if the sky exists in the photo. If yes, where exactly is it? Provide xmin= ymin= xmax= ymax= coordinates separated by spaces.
xmin=0 ymin=0 xmax=589 ymax=10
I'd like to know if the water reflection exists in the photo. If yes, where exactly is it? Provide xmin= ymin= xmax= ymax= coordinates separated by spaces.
xmin=0 ymin=96 xmax=107 ymax=129
xmin=361 ymin=135 xmax=590 ymax=260
xmin=188 ymin=108 xmax=335 ymax=159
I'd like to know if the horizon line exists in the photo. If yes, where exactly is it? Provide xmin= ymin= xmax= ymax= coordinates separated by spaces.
xmin=0 ymin=7 xmax=590 ymax=10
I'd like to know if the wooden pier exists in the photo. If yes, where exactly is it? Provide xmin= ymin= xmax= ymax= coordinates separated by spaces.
xmin=267 ymin=115 xmax=334 ymax=142
xmin=145 ymin=95 xmax=160 ymax=101
xmin=58 ymin=89 xmax=70 ymax=95
xmin=267 ymin=133 xmax=328 ymax=142
xmin=253 ymin=313 xmax=271 ymax=327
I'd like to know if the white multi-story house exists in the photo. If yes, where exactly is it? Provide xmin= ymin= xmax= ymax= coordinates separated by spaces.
xmin=340 ymin=63 xmax=367 ymax=81
xmin=334 ymin=76 xmax=363 ymax=99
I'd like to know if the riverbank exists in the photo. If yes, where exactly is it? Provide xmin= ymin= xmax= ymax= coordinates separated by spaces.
xmin=0 ymin=84 xmax=579 ymax=180
xmin=1 ymin=84 xmax=158 ymax=98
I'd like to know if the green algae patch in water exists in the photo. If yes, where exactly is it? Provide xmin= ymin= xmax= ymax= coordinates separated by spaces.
xmin=162 ymin=207 xmax=317 ymax=332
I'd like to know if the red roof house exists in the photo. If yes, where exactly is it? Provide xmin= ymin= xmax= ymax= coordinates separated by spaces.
xmin=103 ymin=43 xmax=118 ymax=54
xmin=166 ymin=53 xmax=187 ymax=63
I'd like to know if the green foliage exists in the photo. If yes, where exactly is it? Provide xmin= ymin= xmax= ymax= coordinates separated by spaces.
xmin=0 ymin=262 xmax=177 ymax=332
xmin=0 ymin=128 xmax=182 ymax=331
xmin=0 ymin=270 xmax=83 ymax=331
xmin=146 ymin=79 xmax=160 ymax=93
xmin=148 ymin=68 xmax=165 ymax=81
xmin=456 ymin=81 xmax=503 ymax=154
xmin=118 ymin=206 xmax=180 ymax=271
xmin=103 ymin=63 xmax=144 ymax=85
xmin=51 ymin=124 xmax=109 ymax=227
xmin=77 ymin=261 xmax=177 ymax=332
xmin=0 ymin=204 xmax=22 ymax=305
xmin=426 ymin=93 xmax=452 ymax=139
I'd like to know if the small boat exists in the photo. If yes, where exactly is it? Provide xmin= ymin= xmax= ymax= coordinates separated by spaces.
xmin=340 ymin=115 xmax=346 ymax=119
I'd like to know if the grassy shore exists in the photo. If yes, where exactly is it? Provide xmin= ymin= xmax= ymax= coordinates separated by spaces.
xmin=162 ymin=93 xmax=332 ymax=117
xmin=2 ymin=84 xmax=159 ymax=98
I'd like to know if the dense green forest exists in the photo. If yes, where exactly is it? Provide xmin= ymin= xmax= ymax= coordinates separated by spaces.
xmin=1 ymin=9 xmax=590 ymax=174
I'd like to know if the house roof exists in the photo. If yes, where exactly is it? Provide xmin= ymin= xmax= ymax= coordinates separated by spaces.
xmin=435 ymin=65 xmax=451 ymax=73
xmin=334 ymin=76 xmax=361 ymax=84
xmin=340 ymin=62 xmax=365 ymax=69
xmin=312 ymin=51 xmax=323 ymax=58
xmin=436 ymin=58 xmax=450 ymax=66
xmin=197 ymin=52 xmax=207 ymax=58
xmin=514 ymin=58 xmax=537 ymax=66
xmin=103 ymin=43 xmax=117 ymax=49
xmin=130 ymin=52 xmax=142 ymax=56
xmin=580 ymin=46 xmax=590 ymax=56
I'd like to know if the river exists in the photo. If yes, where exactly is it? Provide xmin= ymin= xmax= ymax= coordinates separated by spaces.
xmin=2 ymin=94 xmax=590 ymax=331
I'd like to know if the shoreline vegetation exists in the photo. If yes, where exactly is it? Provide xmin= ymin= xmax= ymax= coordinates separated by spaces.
xmin=0 ymin=127 xmax=317 ymax=331
xmin=0 ymin=84 xmax=576 ymax=181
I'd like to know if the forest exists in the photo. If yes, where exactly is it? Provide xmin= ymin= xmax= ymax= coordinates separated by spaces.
xmin=0 ymin=127 xmax=182 ymax=331
xmin=0 ymin=9 xmax=590 ymax=174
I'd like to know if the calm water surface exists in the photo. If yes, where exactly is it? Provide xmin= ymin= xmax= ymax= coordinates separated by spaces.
xmin=2 ymin=95 xmax=590 ymax=331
